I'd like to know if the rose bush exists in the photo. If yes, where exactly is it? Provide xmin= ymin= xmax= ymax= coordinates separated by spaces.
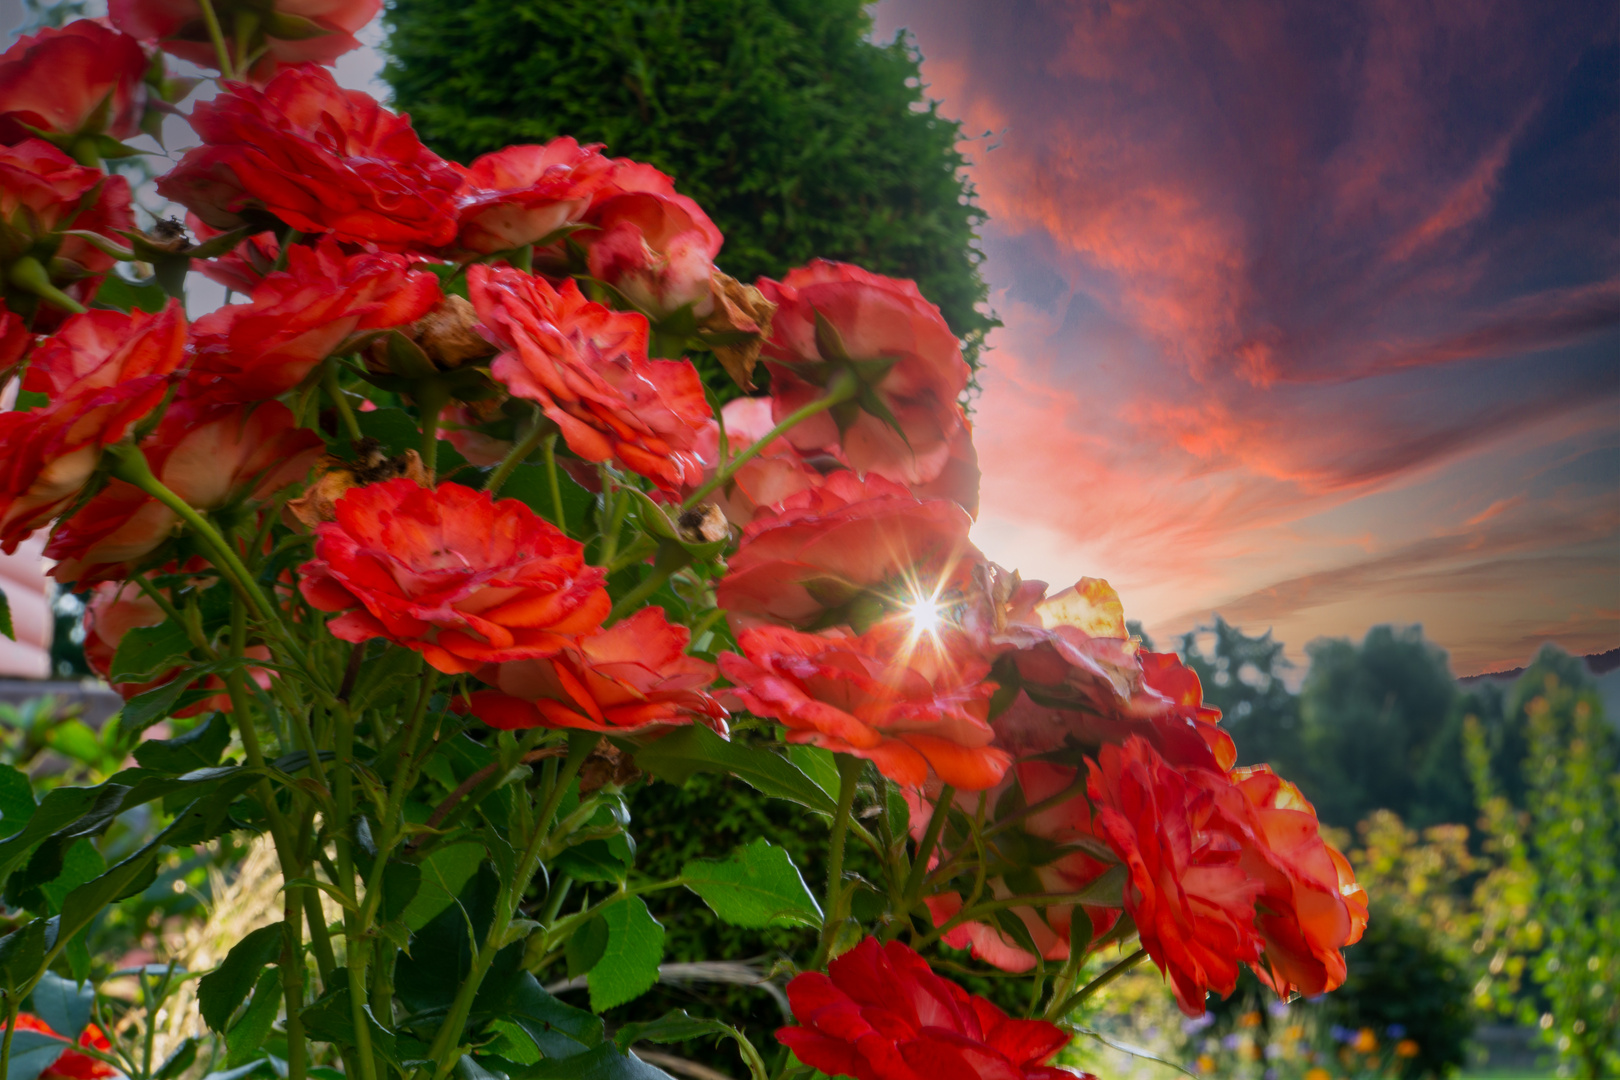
xmin=0 ymin=18 xmax=1365 ymax=1080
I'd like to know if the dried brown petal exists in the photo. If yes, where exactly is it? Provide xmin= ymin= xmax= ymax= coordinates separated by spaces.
xmin=699 ymin=271 xmax=776 ymax=391
xmin=283 ymin=446 xmax=429 ymax=529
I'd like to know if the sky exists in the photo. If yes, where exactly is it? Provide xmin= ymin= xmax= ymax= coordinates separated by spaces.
xmin=3 ymin=0 xmax=1614 ymax=676
xmin=873 ymin=0 xmax=1620 ymax=675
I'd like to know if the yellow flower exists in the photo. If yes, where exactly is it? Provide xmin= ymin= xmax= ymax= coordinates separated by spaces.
xmin=1239 ymin=1010 xmax=1262 ymax=1028
xmin=1353 ymin=1027 xmax=1379 ymax=1053
xmin=1196 ymin=1054 xmax=1217 ymax=1074
xmin=1305 ymin=1069 xmax=1333 ymax=1080
xmin=1396 ymin=1039 xmax=1422 ymax=1058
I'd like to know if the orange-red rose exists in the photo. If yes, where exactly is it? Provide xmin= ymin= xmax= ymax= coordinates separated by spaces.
xmin=455 ymin=139 xmax=614 ymax=255
xmin=777 ymin=938 xmax=1084 ymax=1080
xmin=465 ymin=606 xmax=725 ymax=735
xmin=759 ymin=260 xmax=970 ymax=488
xmin=0 ymin=140 xmax=135 ymax=325
xmin=48 ymin=397 xmax=323 ymax=584
xmin=111 ymin=0 xmax=380 ymax=82
xmin=719 ymin=622 xmax=1006 ymax=790
xmin=0 ymin=300 xmax=29 ymax=380
xmin=0 ymin=20 xmax=148 ymax=147
xmin=299 ymin=479 xmax=610 ymax=675
xmin=1087 ymin=736 xmax=1264 ymax=1016
xmin=187 ymin=237 xmax=440 ymax=403
xmin=0 ymin=301 xmax=186 ymax=551
xmin=580 ymin=160 xmax=724 ymax=319
xmin=716 ymin=471 xmax=979 ymax=630
xmin=13 ymin=1013 xmax=117 ymax=1080
xmin=158 ymin=65 xmax=460 ymax=249
xmin=470 ymin=263 xmax=711 ymax=491
xmin=690 ymin=396 xmax=827 ymax=529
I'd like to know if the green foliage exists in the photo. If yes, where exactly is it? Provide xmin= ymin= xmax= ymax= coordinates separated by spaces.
xmin=1179 ymin=616 xmax=1304 ymax=774
xmin=681 ymin=837 xmax=821 ymax=929
xmin=382 ymin=0 xmax=996 ymax=368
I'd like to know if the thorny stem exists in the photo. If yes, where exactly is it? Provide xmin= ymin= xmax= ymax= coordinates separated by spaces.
xmin=680 ymin=371 xmax=859 ymax=510
xmin=812 ymin=754 xmax=865 ymax=969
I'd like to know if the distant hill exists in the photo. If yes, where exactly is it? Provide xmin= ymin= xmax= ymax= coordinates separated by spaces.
xmin=1459 ymin=649 xmax=1620 ymax=728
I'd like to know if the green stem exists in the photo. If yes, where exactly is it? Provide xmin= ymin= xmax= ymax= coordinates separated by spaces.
xmin=1048 ymin=948 xmax=1147 ymax=1021
xmin=268 ymin=229 xmax=301 ymax=274
xmin=606 ymin=541 xmax=690 ymax=624
xmin=484 ymin=420 xmax=547 ymax=498
xmin=812 ymin=755 xmax=864 ymax=969
xmin=681 ymin=371 xmax=858 ymax=511
xmin=1 ymin=999 xmax=16 ymax=1080
xmin=901 ymin=784 xmax=954 ymax=910
xmin=541 ymin=433 xmax=565 ymax=530
xmin=7 ymin=256 xmax=86 ymax=315
xmin=416 ymin=379 xmax=451 ymax=478
xmin=324 ymin=362 xmax=363 ymax=442
xmin=195 ymin=0 xmax=236 ymax=78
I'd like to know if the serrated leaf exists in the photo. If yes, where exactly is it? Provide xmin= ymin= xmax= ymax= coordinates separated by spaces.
xmin=197 ymin=922 xmax=282 ymax=1033
xmin=399 ymin=841 xmax=483 ymax=931
xmin=225 ymin=968 xmax=280 ymax=1067
xmin=154 ymin=1038 xmax=197 ymax=1080
xmin=628 ymin=726 xmax=835 ymax=815
xmin=587 ymin=896 xmax=664 ymax=1012
xmin=611 ymin=1010 xmax=732 ymax=1050
xmin=0 ymin=766 xmax=35 ymax=838
xmin=381 ymin=861 xmax=420 ymax=924
xmin=37 ymin=839 xmax=105 ymax=914
xmin=2 ymin=1029 xmax=70 ymax=1080
xmin=30 ymin=971 xmax=93 ymax=1042
xmin=491 ymin=973 xmax=602 ymax=1060
xmin=526 ymin=1044 xmax=674 ymax=1080
xmin=133 ymin=716 xmax=231 ymax=774
xmin=109 ymin=619 xmax=192 ymax=681
xmin=565 ymin=915 xmax=608 ymax=979
xmin=0 ymin=918 xmax=49 ymax=994
xmin=496 ymin=463 xmax=594 ymax=538
xmin=681 ymin=838 xmax=821 ymax=929
xmin=785 ymin=745 xmax=839 ymax=803
xmin=553 ymin=837 xmax=633 ymax=884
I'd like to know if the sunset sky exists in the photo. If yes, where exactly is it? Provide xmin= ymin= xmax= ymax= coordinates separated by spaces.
xmin=874 ymin=0 xmax=1619 ymax=675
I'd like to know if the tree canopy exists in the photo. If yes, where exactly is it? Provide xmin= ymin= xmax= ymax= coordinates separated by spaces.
xmin=382 ymin=0 xmax=996 ymax=362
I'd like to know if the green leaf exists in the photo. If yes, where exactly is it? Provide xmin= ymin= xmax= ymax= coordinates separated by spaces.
xmin=0 ymin=588 xmax=12 ymax=640
xmin=399 ymin=841 xmax=483 ymax=931
xmin=0 ymin=918 xmax=49 ymax=994
xmin=629 ymin=726 xmax=836 ymax=815
xmin=109 ymin=619 xmax=192 ymax=681
xmin=154 ymin=1038 xmax=198 ymax=1080
xmin=30 ymin=971 xmax=93 ymax=1042
xmin=381 ymin=861 xmax=421 ymax=924
xmin=300 ymin=983 xmax=422 ymax=1067
xmin=120 ymin=666 xmax=233 ymax=735
xmin=2 ymin=1029 xmax=70 ymax=1080
xmin=587 ymin=896 xmax=664 ymax=1012
xmin=0 ymin=766 xmax=35 ymax=838
xmin=565 ymin=915 xmax=608 ymax=979
xmin=496 ymin=464 xmax=595 ymax=538
xmin=553 ymin=837 xmax=633 ymax=884
xmin=38 ymin=840 xmax=105 ymax=914
xmin=488 ymin=973 xmax=602 ymax=1060
xmin=197 ymin=922 xmax=283 ymax=1033
xmin=681 ymin=838 xmax=821 ymax=929
xmin=785 ymin=745 xmax=839 ymax=803
xmin=225 ymin=969 xmax=280 ymax=1068
xmin=525 ymin=1044 xmax=674 ymax=1080
xmin=354 ymin=408 xmax=468 ymax=476
xmin=133 ymin=716 xmax=232 ymax=774
xmin=611 ymin=1010 xmax=733 ymax=1050
xmin=92 ymin=272 xmax=166 ymax=314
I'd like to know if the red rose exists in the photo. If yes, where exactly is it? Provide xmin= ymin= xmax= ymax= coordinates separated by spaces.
xmin=690 ymin=396 xmax=827 ymax=529
xmin=719 ymin=622 xmax=1006 ymax=790
xmin=777 ymin=938 xmax=1083 ymax=1080
xmin=465 ymin=606 xmax=726 ymax=734
xmin=187 ymin=238 xmax=440 ymax=403
xmin=580 ymin=160 xmax=724 ymax=319
xmin=0 ymin=140 xmax=135 ymax=325
xmin=455 ymin=139 xmax=614 ymax=255
xmin=82 ymin=575 xmax=271 ymax=716
xmin=48 ymin=397 xmax=323 ymax=584
xmin=157 ymin=65 xmax=460 ymax=250
xmin=186 ymin=214 xmax=279 ymax=295
xmin=299 ymin=479 xmax=610 ymax=675
xmin=759 ymin=261 xmax=970 ymax=488
xmin=0 ymin=301 xmax=186 ymax=551
xmin=13 ymin=1014 xmax=117 ymax=1080
xmin=1086 ymin=737 xmax=1264 ymax=1016
xmin=913 ymin=760 xmax=1124 ymax=973
xmin=0 ymin=300 xmax=30 ymax=381
xmin=716 ymin=471 xmax=980 ymax=631
xmin=470 ymin=263 xmax=711 ymax=491
xmin=1219 ymin=766 xmax=1369 ymax=998
xmin=111 ymin=0 xmax=381 ymax=83
xmin=0 ymin=20 xmax=148 ymax=147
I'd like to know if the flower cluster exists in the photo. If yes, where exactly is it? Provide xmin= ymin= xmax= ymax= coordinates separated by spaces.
xmin=0 ymin=9 xmax=1370 ymax=1080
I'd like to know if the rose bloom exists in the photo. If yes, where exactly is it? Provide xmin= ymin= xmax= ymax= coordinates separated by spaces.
xmin=186 ymin=214 xmax=280 ymax=295
xmin=455 ymin=139 xmax=615 ymax=255
xmin=777 ymin=938 xmax=1085 ymax=1080
xmin=0 ymin=140 xmax=135 ymax=324
xmin=300 ymin=479 xmax=610 ymax=675
xmin=111 ymin=0 xmax=380 ymax=82
xmin=470 ymin=263 xmax=711 ymax=491
xmin=187 ymin=238 xmax=440 ymax=403
xmin=12 ymin=1014 xmax=116 ymax=1080
xmin=580 ymin=160 xmax=724 ymax=319
xmin=157 ymin=65 xmax=461 ymax=250
xmin=0 ymin=300 xmax=29 ymax=380
xmin=759 ymin=260 xmax=970 ymax=488
xmin=0 ymin=301 xmax=186 ymax=551
xmin=83 ymin=575 xmax=270 ymax=717
xmin=1215 ymin=766 xmax=1368 ymax=998
xmin=48 ymin=397 xmax=323 ymax=584
xmin=912 ymin=759 xmax=1124 ymax=973
xmin=716 ymin=471 xmax=979 ymax=630
xmin=690 ymin=396 xmax=828 ymax=529
xmin=719 ymin=621 xmax=1007 ymax=790
xmin=465 ymin=606 xmax=725 ymax=735
xmin=1087 ymin=736 xmax=1265 ymax=1016
xmin=0 ymin=20 xmax=147 ymax=147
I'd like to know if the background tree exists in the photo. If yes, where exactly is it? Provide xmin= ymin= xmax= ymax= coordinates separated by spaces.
xmin=382 ymin=0 xmax=997 ymax=373
xmin=1177 ymin=616 xmax=1304 ymax=777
